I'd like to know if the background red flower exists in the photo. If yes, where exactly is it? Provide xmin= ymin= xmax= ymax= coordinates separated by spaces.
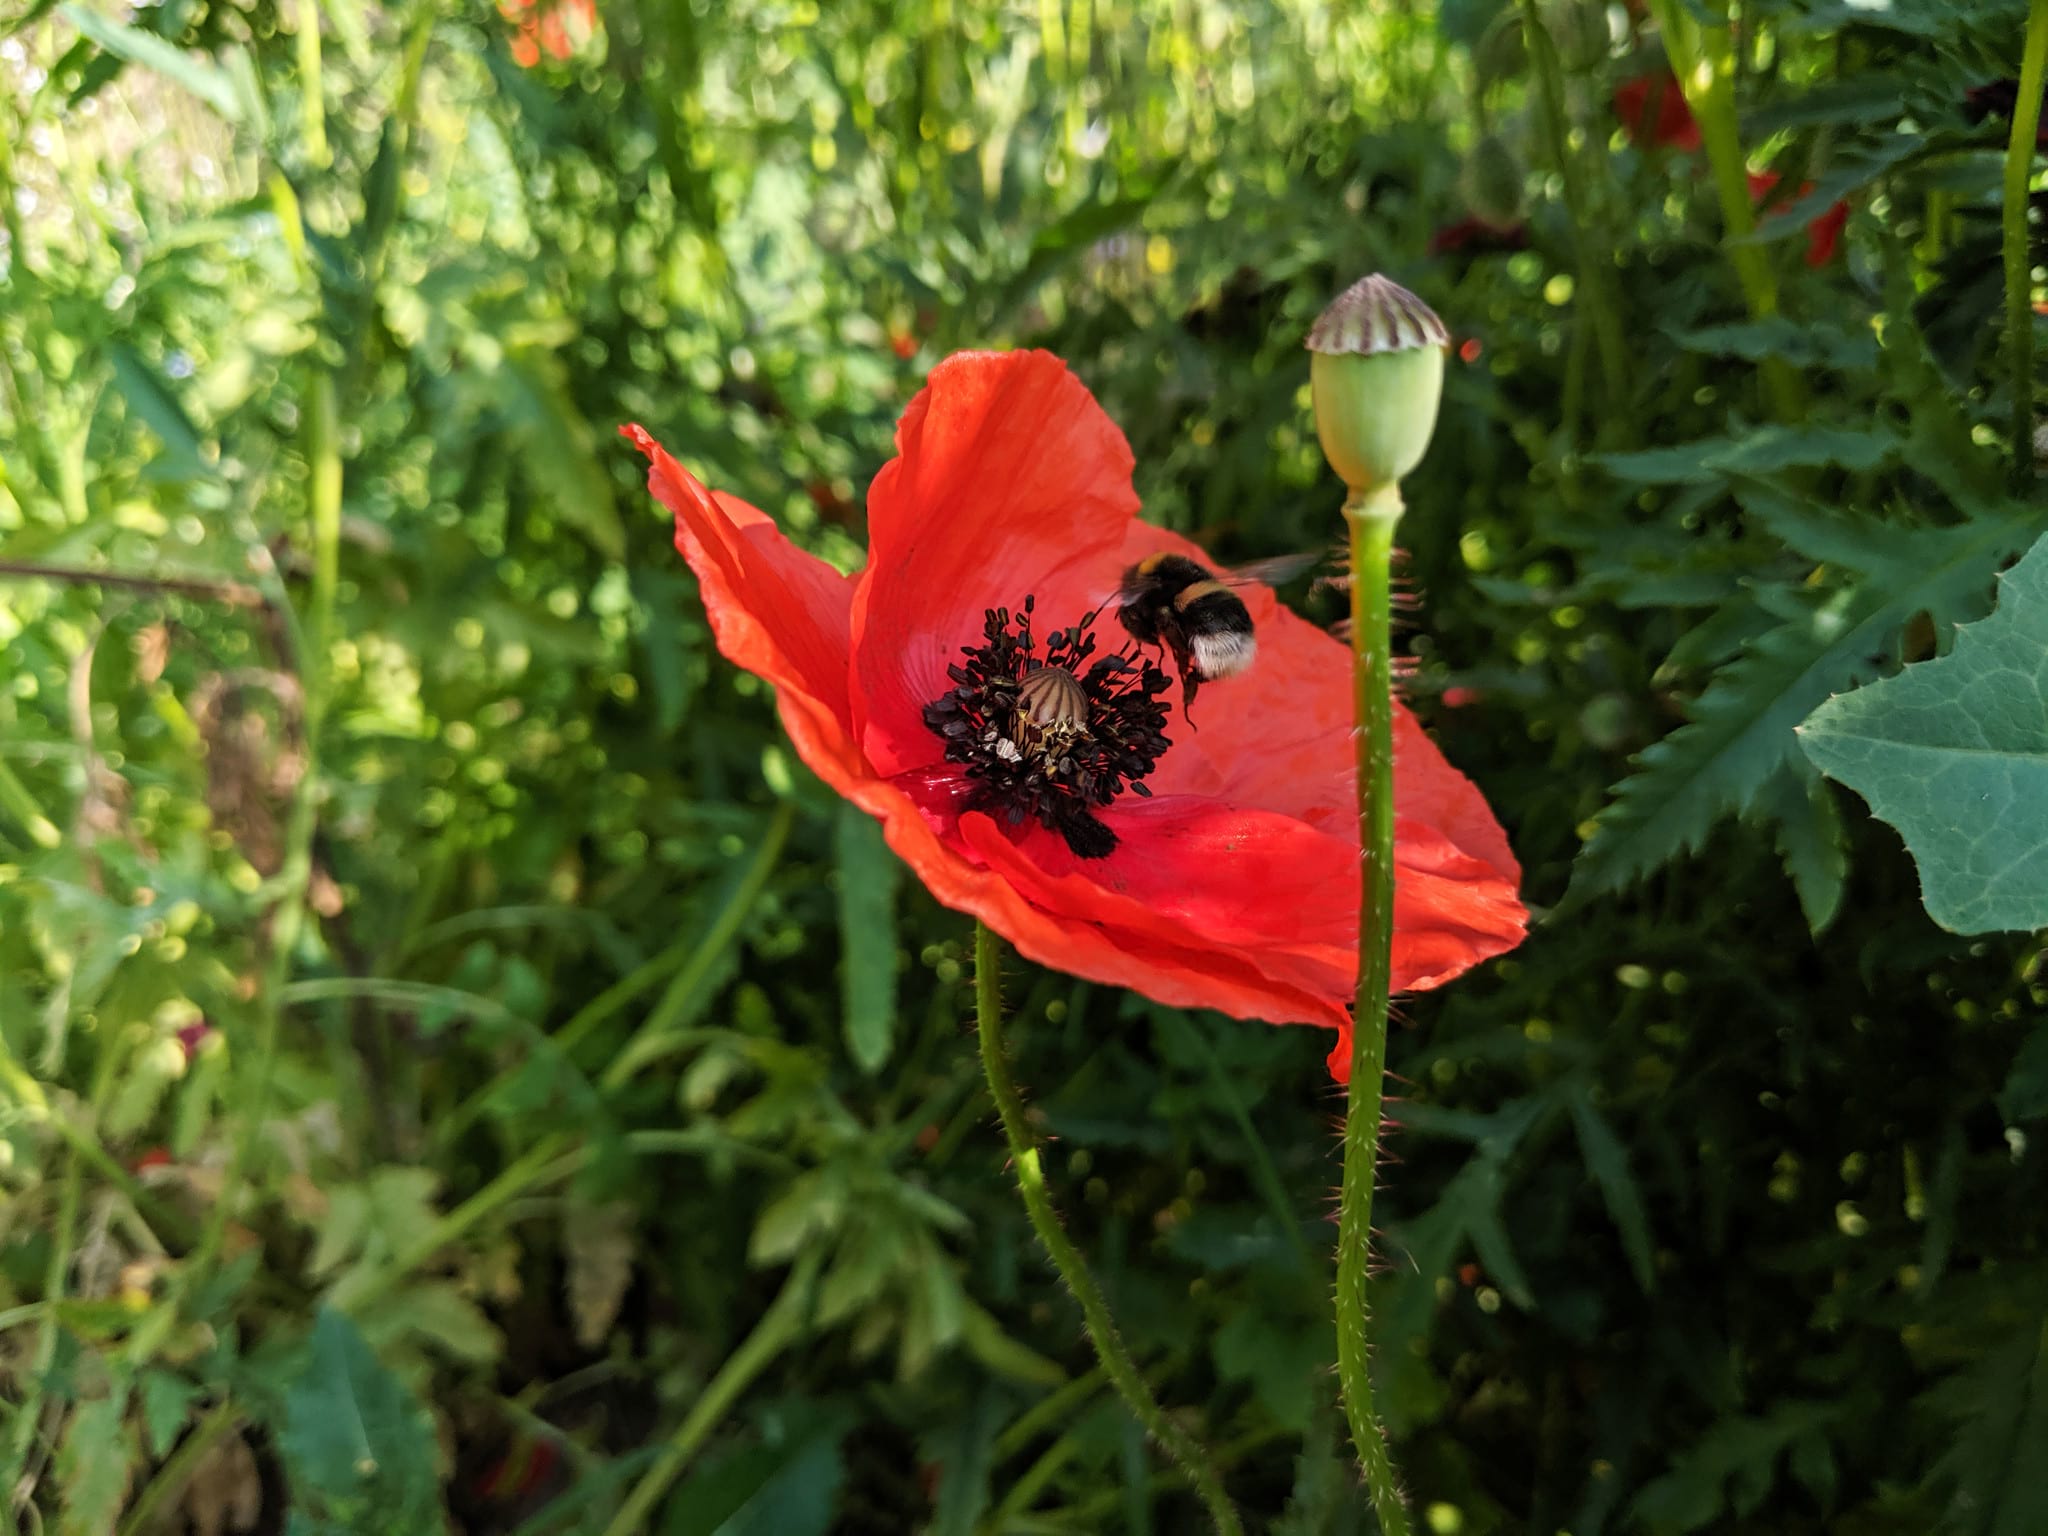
xmin=1614 ymin=71 xmax=1701 ymax=152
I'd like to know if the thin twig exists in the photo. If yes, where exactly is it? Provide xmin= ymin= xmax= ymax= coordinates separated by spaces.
xmin=0 ymin=559 xmax=267 ymax=608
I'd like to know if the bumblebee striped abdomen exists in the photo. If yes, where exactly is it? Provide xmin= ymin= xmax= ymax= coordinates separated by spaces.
xmin=1173 ymin=581 xmax=1256 ymax=679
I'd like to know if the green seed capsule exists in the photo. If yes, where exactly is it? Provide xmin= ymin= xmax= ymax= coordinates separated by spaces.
xmin=1306 ymin=274 xmax=1448 ymax=498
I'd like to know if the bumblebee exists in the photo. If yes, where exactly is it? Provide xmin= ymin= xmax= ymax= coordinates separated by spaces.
xmin=1113 ymin=551 xmax=1318 ymax=712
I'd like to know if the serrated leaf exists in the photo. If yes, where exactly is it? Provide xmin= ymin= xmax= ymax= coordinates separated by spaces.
xmin=1569 ymin=505 xmax=2038 ymax=904
xmin=1926 ymin=1319 xmax=2048 ymax=1536
xmin=1733 ymin=134 xmax=1928 ymax=242
xmin=1630 ymin=1402 xmax=1836 ymax=1533
xmin=1213 ymin=1308 xmax=1321 ymax=1432
xmin=1798 ymin=532 xmax=2048 ymax=934
xmin=1665 ymin=318 xmax=1878 ymax=372
xmin=1567 ymin=1089 xmax=1657 ymax=1294
xmin=60 ymin=3 xmax=243 ymax=119
xmin=368 ymin=1280 xmax=502 ymax=1365
xmin=138 ymin=1369 xmax=201 ymax=1459
xmin=56 ymin=1395 xmax=133 ymax=1536
xmin=835 ymin=804 xmax=900 ymax=1074
xmin=1754 ymin=763 xmax=1849 ymax=935
xmin=1594 ymin=424 xmax=1899 ymax=486
xmin=565 ymin=1200 xmax=636 ymax=1349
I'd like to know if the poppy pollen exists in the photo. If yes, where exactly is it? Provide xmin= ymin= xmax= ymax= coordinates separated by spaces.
xmin=921 ymin=598 xmax=1173 ymax=860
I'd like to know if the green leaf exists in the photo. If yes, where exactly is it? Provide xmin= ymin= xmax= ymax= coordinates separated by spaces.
xmin=59 ymin=3 xmax=244 ymax=120
xmin=278 ymin=1307 xmax=442 ymax=1532
xmin=835 ymin=805 xmax=900 ymax=1074
xmin=958 ymin=1298 xmax=1067 ymax=1387
xmin=1797 ymin=532 xmax=2048 ymax=934
xmin=1665 ymin=318 xmax=1878 ymax=372
xmin=1926 ymin=1317 xmax=2048 ymax=1536
xmin=1998 ymin=1028 xmax=2048 ymax=1124
xmin=1631 ymin=1402 xmax=1838 ymax=1532
xmin=1567 ymin=1089 xmax=1658 ymax=1294
xmin=1569 ymin=505 xmax=2038 ymax=904
xmin=927 ymin=1386 xmax=1004 ymax=1536
xmin=1753 ymin=763 xmax=1849 ymax=935
xmin=109 ymin=343 xmax=213 ymax=476
xmin=663 ymin=1408 xmax=851 ymax=1536
xmin=497 ymin=352 xmax=627 ymax=561
xmin=56 ymin=1394 xmax=133 ymax=1536
xmin=1213 ymin=1308 xmax=1322 ymax=1432
xmin=138 ymin=1369 xmax=201 ymax=1459
xmin=1593 ymin=424 xmax=1900 ymax=486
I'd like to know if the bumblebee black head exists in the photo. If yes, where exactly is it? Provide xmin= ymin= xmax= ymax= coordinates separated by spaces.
xmin=1116 ymin=553 xmax=1210 ymax=643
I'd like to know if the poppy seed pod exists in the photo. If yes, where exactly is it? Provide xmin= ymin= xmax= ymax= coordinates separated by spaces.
xmin=1307 ymin=274 xmax=1448 ymax=500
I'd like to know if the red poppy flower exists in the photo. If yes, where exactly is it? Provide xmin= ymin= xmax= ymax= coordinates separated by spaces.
xmin=1614 ymin=71 xmax=1701 ymax=152
xmin=500 ymin=0 xmax=597 ymax=66
xmin=623 ymin=351 xmax=1525 ymax=1080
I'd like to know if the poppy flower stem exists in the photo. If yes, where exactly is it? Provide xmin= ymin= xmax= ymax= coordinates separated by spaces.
xmin=2005 ymin=0 xmax=2048 ymax=485
xmin=973 ymin=922 xmax=1244 ymax=1536
xmin=1335 ymin=481 xmax=1413 ymax=1536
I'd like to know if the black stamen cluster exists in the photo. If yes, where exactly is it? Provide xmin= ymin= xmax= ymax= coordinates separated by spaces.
xmin=922 ymin=596 xmax=1172 ymax=859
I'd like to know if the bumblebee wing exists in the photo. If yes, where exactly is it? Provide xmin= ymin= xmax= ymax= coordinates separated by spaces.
xmin=1219 ymin=550 xmax=1324 ymax=589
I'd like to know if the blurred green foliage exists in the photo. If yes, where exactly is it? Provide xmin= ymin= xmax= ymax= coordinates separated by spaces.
xmin=1 ymin=0 xmax=2045 ymax=1532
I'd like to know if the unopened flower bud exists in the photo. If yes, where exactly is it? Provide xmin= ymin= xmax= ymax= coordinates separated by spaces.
xmin=1307 ymin=274 xmax=1447 ymax=500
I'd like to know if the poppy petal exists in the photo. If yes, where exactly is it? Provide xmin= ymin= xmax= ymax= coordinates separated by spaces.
xmin=623 ymin=425 xmax=861 ymax=766
xmin=957 ymin=809 xmax=1354 ymax=1031
xmin=1106 ymin=523 xmax=1521 ymax=885
xmin=851 ymin=351 xmax=1141 ymax=776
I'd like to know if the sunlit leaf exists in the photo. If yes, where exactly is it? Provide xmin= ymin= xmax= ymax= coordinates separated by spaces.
xmin=1799 ymin=531 xmax=2048 ymax=934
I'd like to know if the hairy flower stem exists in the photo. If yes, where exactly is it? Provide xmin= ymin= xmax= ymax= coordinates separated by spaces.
xmin=973 ymin=923 xmax=1243 ymax=1535
xmin=2006 ymin=0 xmax=2048 ymax=483
xmin=1337 ymin=482 xmax=1411 ymax=1536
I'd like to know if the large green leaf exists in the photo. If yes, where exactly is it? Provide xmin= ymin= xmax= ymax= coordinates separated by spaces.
xmin=278 ymin=1308 xmax=443 ymax=1536
xmin=835 ymin=804 xmax=901 ymax=1074
xmin=1797 ymin=532 xmax=2048 ymax=935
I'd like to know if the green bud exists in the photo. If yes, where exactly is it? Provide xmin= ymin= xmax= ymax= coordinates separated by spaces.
xmin=1306 ymin=274 xmax=1447 ymax=498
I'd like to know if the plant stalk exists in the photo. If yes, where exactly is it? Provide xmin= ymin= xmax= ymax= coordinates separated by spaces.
xmin=599 ymin=1249 xmax=819 ymax=1536
xmin=973 ymin=922 xmax=1242 ymax=1535
xmin=2006 ymin=0 xmax=2048 ymax=482
xmin=1518 ymin=0 xmax=1630 ymax=412
xmin=1336 ymin=482 xmax=1411 ymax=1536
xmin=1646 ymin=0 xmax=1805 ymax=422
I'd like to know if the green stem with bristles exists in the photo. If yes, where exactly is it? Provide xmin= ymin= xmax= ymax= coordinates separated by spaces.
xmin=1335 ymin=481 xmax=1411 ymax=1536
xmin=2005 ymin=0 xmax=2048 ymax=483
xmin=974 ymin=922 xmax=1243 ymax=1535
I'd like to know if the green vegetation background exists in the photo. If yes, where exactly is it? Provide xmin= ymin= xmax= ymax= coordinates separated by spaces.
xmin=2 ymin=0 xmax=2045 ymax=1532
